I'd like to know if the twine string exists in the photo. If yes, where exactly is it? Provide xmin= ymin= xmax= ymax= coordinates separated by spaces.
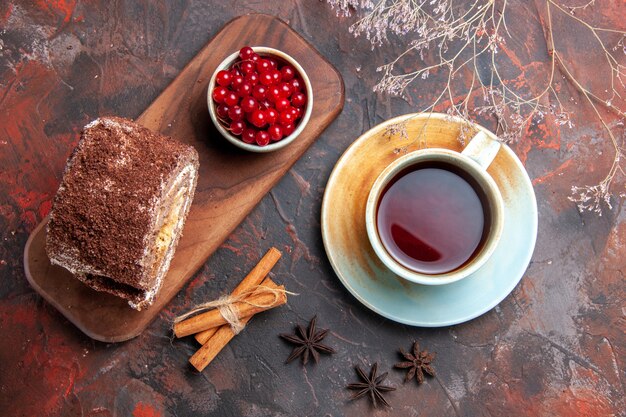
xmin=173 ymin=285 xmax=296 ymax=335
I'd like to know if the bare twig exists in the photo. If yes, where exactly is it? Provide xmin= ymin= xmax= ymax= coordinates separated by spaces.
xmin=326 ymin=0 xmax=626 ymax=215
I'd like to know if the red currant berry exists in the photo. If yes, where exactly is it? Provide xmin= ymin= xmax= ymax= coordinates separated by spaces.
xmin=231 ymin=75 xmax=245 ymax=90
xmin=250 ymin=109 xmax=267 ymax=128
xmin=239 ymin=46 xmax=254 ymax=60
xmin=260 ymin=72 xmax=274 ymax=86
xmin=230 ymin=67 xmax=242 ymax=77
xmin=268 ymin=59 xmax=278 ymax=69
xmin=281 ymin=65 xmax=295 ymax=81
xmin=283 ymin=123 xmax=295 ymax=136
xmin=216 ymin=70 xmax=232 ymax=87
xmin=240 ymin=97 xmax=258 ymax=113
xmin=241 ymin=61 xmax=256 ymax=75
xmin=242 ymin=127 xmax=256 ymax=143
xmin=260 ymin=99 xmax=272 ymax=109
xmin=265 ymin=108 xmax=278 ymax=124
xmin=279 ymin=110 xmax=294 ymax=126
xmin=250 ymin=53 xmax=260 ymax=63
xmin=256 ymin=59 xmax=272 ymax=73
xmin=278 ymin=82 xmax=293 ymax=98
xmin=216 ymin=104 xmax=230 ymax=119
xmin=236 ymin=82 xmax=252 ymax=97
xmin=245 ymin=72 xmax=259 ymax=86
xmin=228 ymin=105 xmax=244 ymax=122
xmin=275 ymin=97 xmax=290 ymax=112
xmin=212 ymin=86 xmax=228 ymax=103
xmin=290 ymin=78 xmax=302 ymax=91
xmin=287 ymin=106 xmax=298 ymax=117
xmin=255 ymin=130 xmax=270 ymax=146
xmin=294 ymin=107 xmax=303 ymax=120
xmin=230 ymin=120 xmax=245 ymax=136
xmin=224 ymin=91 xmax=239 ymax=106
xmin=252 ymin=84 xmax=267 ymax=100
xmin=270 ymin=69 xmax=282 ymax=84
xmin=291 ymin=92 xmax=306 ymax=108
xmin=267 ymin=85 xmax=282 ymax=102
xmin=268 ymin=124 xmax=283 ymax=142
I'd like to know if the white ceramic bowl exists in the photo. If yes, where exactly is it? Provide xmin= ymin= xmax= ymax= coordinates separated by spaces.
xmin=207 ymin=46 xmax=313 ymax=153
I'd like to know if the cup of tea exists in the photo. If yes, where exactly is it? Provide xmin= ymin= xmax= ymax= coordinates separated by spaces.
xmin=365 ymin=130 xmax=505 ymax=285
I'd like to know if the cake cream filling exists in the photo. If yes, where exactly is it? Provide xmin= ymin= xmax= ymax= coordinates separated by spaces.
xmin=129 ymin=164 xmax=196 ymax=308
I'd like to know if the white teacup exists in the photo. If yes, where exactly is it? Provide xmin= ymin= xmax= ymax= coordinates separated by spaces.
xmin=365 ymin=131 xmax=504 ymax=285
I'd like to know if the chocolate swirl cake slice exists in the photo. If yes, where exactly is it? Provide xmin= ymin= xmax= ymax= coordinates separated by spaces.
xmin=46 ymin=117 xmax=199 ymax=310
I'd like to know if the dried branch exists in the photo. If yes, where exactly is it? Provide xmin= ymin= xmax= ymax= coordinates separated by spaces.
xmin=327 ymin=0 xmax=626 ymax=215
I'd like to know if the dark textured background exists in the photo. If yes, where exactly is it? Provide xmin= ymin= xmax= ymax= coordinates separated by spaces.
xmin=0 ymin=1 xmax=624 ymax=416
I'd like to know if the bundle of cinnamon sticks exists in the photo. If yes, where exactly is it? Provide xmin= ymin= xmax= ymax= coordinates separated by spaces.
xmin=173 ymin=247 xmax=287 ymax=371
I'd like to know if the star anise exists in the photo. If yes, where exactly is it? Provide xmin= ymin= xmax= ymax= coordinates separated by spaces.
xmin=347 ymin=362 xmax=396 ymax=407
xmin=394 ymin=341 xmax=436 ymax=384
xmin=279 ymin=316 xmax=335 ymax=365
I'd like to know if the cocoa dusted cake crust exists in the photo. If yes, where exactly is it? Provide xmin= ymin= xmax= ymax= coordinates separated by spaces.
xmin=46 ymin=117 xmax=199 ymax=310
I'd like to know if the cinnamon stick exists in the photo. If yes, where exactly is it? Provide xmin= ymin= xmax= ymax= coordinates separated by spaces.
xmin=194 ymin=247 xmax=281 ymax=344
xmin=174 ymin=279 xmax=286 ymax=338
xmin=189 ymin=277 xmax=276 ymax=372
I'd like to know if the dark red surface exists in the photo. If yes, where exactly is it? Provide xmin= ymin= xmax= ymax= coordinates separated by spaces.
xmin=0 ymin=1 xmax=624 ymax=416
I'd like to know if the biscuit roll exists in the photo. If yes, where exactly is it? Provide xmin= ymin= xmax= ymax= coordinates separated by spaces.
xmin=46 ymin=117 xmax=199 ymax=310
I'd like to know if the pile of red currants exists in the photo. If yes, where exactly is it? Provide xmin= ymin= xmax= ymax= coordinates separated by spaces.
xmin=211 ymin=46 xmax=308 ymax=147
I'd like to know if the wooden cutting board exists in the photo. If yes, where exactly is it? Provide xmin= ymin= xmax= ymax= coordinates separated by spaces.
xmin=23 ymin=14 xmax=344 ymax=343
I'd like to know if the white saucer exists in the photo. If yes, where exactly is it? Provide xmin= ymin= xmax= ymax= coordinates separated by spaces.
xmin=321 ymin=113 xmax=538 ymax=327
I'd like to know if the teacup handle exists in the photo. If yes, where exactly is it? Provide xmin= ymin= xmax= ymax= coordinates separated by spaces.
xmin=461 ymin=131 xmax=501 ymax=169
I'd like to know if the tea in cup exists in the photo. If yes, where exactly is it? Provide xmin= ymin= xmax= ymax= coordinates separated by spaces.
xmin=365 ymin=130 xmax=504 ymax=285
